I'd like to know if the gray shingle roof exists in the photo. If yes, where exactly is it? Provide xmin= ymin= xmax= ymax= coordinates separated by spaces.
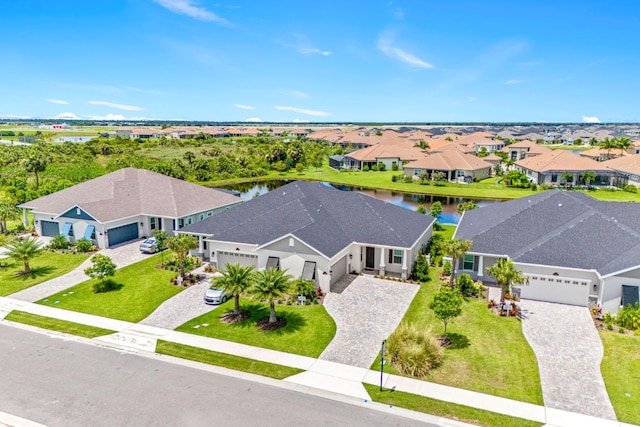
xmin=19 ymin=168 xmax=241 ymax=222
xmin=182 ymin=181 xmax=435 ymax=258
xmin=456 ymin=190 xmax=640 ymax=275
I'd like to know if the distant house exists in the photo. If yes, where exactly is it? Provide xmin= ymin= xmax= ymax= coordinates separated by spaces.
xmin=18 ymin=168 xmax=242 ymax=249
xmin=180 ymin=181 xmax=434 ymax=292
xmin=328 ymin=155 xmax=345 ymax=169
xmin=501 ymin=139 xmax=551 ymax=161
xmin=603 ymin=154 xmax=640 ymax=188
xmin=343 ymin=144 xmax=422 ymax=170
xmin=515 ymin=150 xmax=615 ymax=186
xmin=456 ymin=190 xmax=640 ymax=313
xmin=403 ymin=152 xmax=493 ymax=182
xmin=580 ymin=147 xmax=625 ymax=162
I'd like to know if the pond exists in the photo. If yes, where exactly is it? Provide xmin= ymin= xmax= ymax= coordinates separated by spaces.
xmin=217 ymin=180 xmax=504 ymax=224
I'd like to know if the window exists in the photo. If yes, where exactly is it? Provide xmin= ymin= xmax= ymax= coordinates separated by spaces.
xmin=187 ymin=217 xmax=193 ymax=225
xmin=178 ymin=218 xmax=184 ymax=228
xmin=388 ymin=249 xmax=403 ymax=264
xmin=150 ymin=217 xmax=157 ymax=230
xmin=463 ymin=254 xmax=474 ymax=270
xmin=199 ymin=213 xmax=205 ymax=221
xmin=207 ymin=211 xmax=213 ymax=217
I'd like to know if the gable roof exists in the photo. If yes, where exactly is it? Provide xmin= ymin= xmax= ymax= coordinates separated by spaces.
xmin=19 ymin=168 xmax=241 ymax=222
xmin=515 ymin=150 xmax=607 ymax=172
xmin=404 ymin=151 xmax=493 ymax=171
xmin=501 ymin=140 xmax=552 ymax=155
xmin=602 ymin=153 xmax=640 ymax=175
xmin=181 ymin=181 xmax=434 ymax=258
xmin=456 ymin=190 xmax=640 ymax=275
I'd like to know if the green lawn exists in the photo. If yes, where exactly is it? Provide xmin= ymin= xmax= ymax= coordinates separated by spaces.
xmin=600 ymin=332 xmax=640 ymax=424
xmin=370 ymin=267 xmax=543 ymax=405
xmin=176 ymin=301 xmax=336 ymax=358
xmin=36 ymin=254 xmax=181 ymax=322
xmin=364 ymin=384 xmax=542 ymax=427
xmin=0 ymin=252 xmax=89 ymax=296
xmin=5 ymin=310 xmax=115 ymax=338
xmin=156 ymin=340 xmax=303 ymax=379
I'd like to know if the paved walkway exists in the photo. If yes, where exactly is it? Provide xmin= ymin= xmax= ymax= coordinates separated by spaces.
xmin=519 ymin=299 xmax=617 ymax=420
xmin=320 ymin=275 xmax=420 ymax=368
xmin=10 ymin=240 xmax=152 ymax=302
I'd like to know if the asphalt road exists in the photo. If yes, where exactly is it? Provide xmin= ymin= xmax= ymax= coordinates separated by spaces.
xmin=0 ymin=325 xmax=436 ymax=427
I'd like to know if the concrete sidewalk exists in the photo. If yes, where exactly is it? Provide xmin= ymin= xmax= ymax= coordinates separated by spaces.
xmin=0 ymin=296 xmax=632 ymax=427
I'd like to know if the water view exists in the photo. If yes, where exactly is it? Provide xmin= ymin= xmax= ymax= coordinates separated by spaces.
xmin=218 ymin=180 xmax=504 ymax=224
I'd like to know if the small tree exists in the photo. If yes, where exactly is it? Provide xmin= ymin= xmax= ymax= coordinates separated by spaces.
xmin=440 ymin=238 xmax=473 ymax=286
xmin=85 ymin=254 xmax=117 ymax=292
xmin=456 ymin=201 xmax=479 ymax=215
xmin=166 ymin=234 xmax=198 ymax=279
xmin=251 ymin=268 xmax=292 ymax=324
xmin=0 ymin=201 xmax=20 ymax=235
xmin=486 ymin=258 xmax=528 ymax=303
xmin=5 ymin=236 xmax=44 ymax=274
xmin=153 ymin=229 xmax=169 ymax=263
xmin=412 ymin=253 xmax=430 ymax=282
xmin=429 ymin=201 xmax=443 ymax=223
xmin=216 ymin=263 xmax=255 ymax=315
xmin=429 ymin=286 xmax=463 ymax=336
xmin=581 ymin=171 xmax=596 ymax=187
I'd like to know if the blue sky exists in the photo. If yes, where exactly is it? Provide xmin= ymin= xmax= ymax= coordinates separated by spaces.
xmin=2 ymin=0 xmax=639 ymax=123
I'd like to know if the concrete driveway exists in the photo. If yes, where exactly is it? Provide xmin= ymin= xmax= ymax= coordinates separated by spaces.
xmin=319 ymin=275 xmax=419 ymax=369
xmin=10 ymin=239 xmax=152 ymax=302
xmin=519 ymin=299 xmax=616 ymax=420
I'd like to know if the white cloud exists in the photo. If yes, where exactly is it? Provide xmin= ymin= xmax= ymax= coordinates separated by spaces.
xmin=504 ymin=79 xmax=522 ymax=85
xmin=48 ymin=99 xmax=69 ymax=105
xmin=377 ymin=35 xmax=434 ymax=69
xmin=233 ymin=104 xmax=255 ymax=110
xmin=282 ymin=90 xmax=310 ymax=99
xmin=152 ymin=0 xmax=230 ymax=25
xmin=298 ymin=47 xmax=331 ymax=56
xmin=281 ymin=34 xmax=331 ymax=56
xmin=244 ymin=117 xmax=263 ymax=122
xmin=89 ymin=113 xmax=126 ymax=120
xmin=274 ymin=106 xmax=331 ymax=117
xmin=292 ymin=118 xmax=310 ymax=123
xmin=89 ymin=101 xmax=144 ymax=111
xmin=582 ymin=115 xmax=601 ymax=123
xmin=55 ymin=112 xmax=81 ymax=120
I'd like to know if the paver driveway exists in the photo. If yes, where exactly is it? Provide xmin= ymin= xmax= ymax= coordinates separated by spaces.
xmin=10 ymin=239 xmax=151 ymax=302
xmin=319 ymin=275 xmax=419 ymax=369
xmin=519 ymin=299 xmax=616 ymax=420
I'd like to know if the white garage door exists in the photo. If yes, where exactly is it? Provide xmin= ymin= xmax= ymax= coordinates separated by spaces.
xmin=217 ymin=251 xmax=258 ymax=270
xmin=517 ymin=275 xmax=590 ymax=306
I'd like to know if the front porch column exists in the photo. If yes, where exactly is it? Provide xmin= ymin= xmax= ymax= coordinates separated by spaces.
xmin=477 ymin=256 xmax=484 ymax=277
xmin=22 ymin=208 xmax=29 ymax=228
xmin=198 ymin=236 xmax=204 ymax=255
xmin=401 ymin=249 xmax=408 ymax=279
xmin=379 ymin=247 xmax=386 ymax=276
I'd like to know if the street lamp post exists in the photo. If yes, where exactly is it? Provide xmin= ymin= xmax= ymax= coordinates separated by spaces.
xmin=380 ymin=339 xmax=386 ymax=391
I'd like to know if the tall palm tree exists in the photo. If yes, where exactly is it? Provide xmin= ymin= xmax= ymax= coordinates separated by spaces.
xmin=486 ymin=258 xmax=528 ymax=303
xmin=440 ymin=239 xmax=473 ymax=286
xmin=251 ymin=268 xmax=292 ymax=324
xmin=616 ymin=137 xmax=633 ymax=156
xmin=5 ymin=236 xmax=44 ymax=274
xmin=22 ymin=154 xmax=47 ymax=190
xmin=598 ymin=137 xmax=616 ymax=160
xmin=217 ymin=263 xmax=255 ymax=315
xmin=166 ymin=234 xmax=198 ymax=279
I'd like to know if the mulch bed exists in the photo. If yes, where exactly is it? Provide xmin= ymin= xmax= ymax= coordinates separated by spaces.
xmin=220 ymin=310 xmax=251 ymax=324
xmin=256 ymin=317 xmax=287 ymax=331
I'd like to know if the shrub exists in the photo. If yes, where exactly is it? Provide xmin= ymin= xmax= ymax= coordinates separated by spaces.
xmin=49 ymin=234 xmax=70 ymax=250
xmin=623 ymin=185 xmax=638 ymax=193
xmin=377 ymin=162 xmax=386 ymax=171
xmin=616 ymin=302 xmax=640 ymax=330
xmin=412 ymin=253 xmax=429 ymax=282
xmin=362 ymin=165 xmax=369 ymax=172
xmin=75 ymin=238 xmax=93 ymax=252
xmin=403 ymin=176 xmax=413 ymax=183
xmin=386 ymin=323 xmax=444 ymax=378
xmin=371 ymin=164 xmax=378 ymax=171
xmin=442 ymin=260 xmax=452 ymax=276
xmin=295 ymin=163 xmax=304 ymax=174
xmin=92 ymin=279 xmax=120 ymax=293
xmin=292 ymin=278 xmax=316 ymax=300
xmin=391 ymin=162 xmax=398 ymax=171
xmin=456 ymin=273 xmax=480 ymax=297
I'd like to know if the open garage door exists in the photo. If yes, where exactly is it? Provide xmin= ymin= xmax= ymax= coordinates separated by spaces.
xmin=107 ymin=223 xmax=139 ymax=247
xmin=40 ymin=220 xmax=60 ymax=237
xmin=217 ymin=251 xmax=258 ymax=269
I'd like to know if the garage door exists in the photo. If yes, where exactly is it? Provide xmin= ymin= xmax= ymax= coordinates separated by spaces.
xmin=217 ymin=251 xmax=258 ymax=269
xmin=330 ymin=255 xmax=348 ymax=286
xmin=106 ymin=223 xmax=139 ymax=247
xmin=518 ymin=275 xmax=590 ymax=306
xmin=40 ymin=220 xmax=60 ymax=237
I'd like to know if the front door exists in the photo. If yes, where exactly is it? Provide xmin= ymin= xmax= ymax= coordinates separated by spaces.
xmin=365 ymin=247 xmax=375 ymax=269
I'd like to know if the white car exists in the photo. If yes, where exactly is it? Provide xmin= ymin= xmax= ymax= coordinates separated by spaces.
xmin=204 ymin=287 xmax=231 ymax=305
xmin=139 ymin=237 xmax=157 ymax=253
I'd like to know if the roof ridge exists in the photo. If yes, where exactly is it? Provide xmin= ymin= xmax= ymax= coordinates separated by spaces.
xmin=355 ymin=192 xmax=410 ymax=246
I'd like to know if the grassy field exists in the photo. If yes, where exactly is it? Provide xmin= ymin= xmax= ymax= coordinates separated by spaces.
xmin=364 ymin=384 xmax=542 ymax=427
xmin=36 ymin=254 xmax=181 ymax=322
xmin=0 ymin=252 xmax=89 ymax=296
xmin=370 ymin=266 xmax=543 ymax=405
xmin=5 ymin=310 xmax=115 ymax=338
xmin=155 ymin=340 xmax=303 ymax=379
xmin=600 ymin=332 xmax=640 ymax=424
xmin=176 ymin=301 xmax=336 ymax=358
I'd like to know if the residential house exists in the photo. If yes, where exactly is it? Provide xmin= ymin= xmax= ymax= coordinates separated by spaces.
xmin=18 ymin=168 xmax=242 ymax=249
xmin=603 ymin=154 xmax=640 ymax=188
xmin=455 ymin=190 xmax=640 ymax=313
xmin=342 ymin=142 xmax=422 ymax=170
xmin=180 ymin=181 xmax=434 ymax=293
xmin=403 ymin=152 xmax=493 ymax=182
xmin=515 ymin=150 xmax=615 ymax=186
xmin=501 ymin=139 xmax=552 ymax=161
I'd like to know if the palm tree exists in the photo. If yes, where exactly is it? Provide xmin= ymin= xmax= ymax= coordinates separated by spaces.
xmin=616 ymin=137 xmax=632 ymax=156
xmin=166 ymin=234 xmax=198 ymax=279
xmin=22 ymin=154 xmax=47 ymax=190
xmin=5 ymin=236 xmax=44 ymax=274
xmin=599 ymin=137 xmax=616 ymax=160
xmin=0 ymin=201 xmax=20 ymax=235
xmin=251 ymin=268 xmax=292 ymax=324
xmin=580 ymin=170 xmax=597 ymax=187
xmin=440 ymin=239 xmax=473 ymax=286
xmin=561 ymin=171 xmax=573 ymax=188
xmin=217 ymin=263 xmax=255 ymax=315
xmin=486 ymin=258 xmax=528 ymax=303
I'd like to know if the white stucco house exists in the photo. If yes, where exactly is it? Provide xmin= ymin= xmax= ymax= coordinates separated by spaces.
xmin=18 ymin=168 xmax=242 ymax=249
xmin=455 ymin=190 xmax=640 ymax=313
xmin=180 ymin=181 xmax=435 ymax=293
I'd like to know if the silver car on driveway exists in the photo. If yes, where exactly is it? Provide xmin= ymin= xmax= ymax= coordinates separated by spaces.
xmin=204 ymin=287 xmax=231 ymax=305
xmin=139 ymin=237 xmax=157 ymax=253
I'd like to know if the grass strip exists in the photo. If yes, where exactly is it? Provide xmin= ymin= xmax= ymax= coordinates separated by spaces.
xmin=4 ymin=310 xmax=115 ymax=338
xmin=156 ymin=340 xmax=303 ymax=380
xmin=364 ymin=384 xmax=542 ymax=427
xmin=600 ymin=331 xmax=640 ymax=425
